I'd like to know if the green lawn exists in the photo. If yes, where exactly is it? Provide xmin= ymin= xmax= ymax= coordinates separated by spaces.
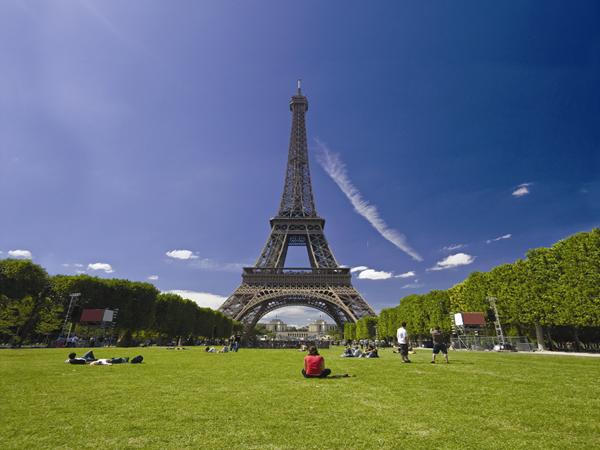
xmin=1 ymin=347 xmax=598 ymax=449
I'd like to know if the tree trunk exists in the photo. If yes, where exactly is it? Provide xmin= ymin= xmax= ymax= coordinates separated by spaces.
xmin=546 ymin=329 xmax=554 ymax=351
xmin=573 ymin=327 xmax=582 ymax=352
xmin=535 ymin=322 xmax=546 ymax=351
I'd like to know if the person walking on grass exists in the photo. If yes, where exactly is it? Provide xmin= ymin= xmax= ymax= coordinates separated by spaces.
xmin=431 ymin=327 xmax=449 ymax=364
xmin=396 ymin=322 xmax=411 ymax=363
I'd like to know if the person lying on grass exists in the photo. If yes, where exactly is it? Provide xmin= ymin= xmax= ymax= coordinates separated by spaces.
xmin=65 ymin=351 xmax=96 ymax=364
xmin=65 ymin=352 xmax=142 ymax=365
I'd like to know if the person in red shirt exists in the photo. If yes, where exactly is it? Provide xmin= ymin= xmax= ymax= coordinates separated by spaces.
xmin=302 ymin=346 xmax=331 ymax=378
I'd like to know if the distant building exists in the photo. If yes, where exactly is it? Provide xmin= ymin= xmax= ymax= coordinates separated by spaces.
xmin=308 ymin=319 xmax=337 ymax=335
xmin=256 ymin=318 xmax=337 ymax=340
xmin=275 ymin=330 xmax=310 ymax=340
xmin=261 ymin=319 xmax=287 ymax=333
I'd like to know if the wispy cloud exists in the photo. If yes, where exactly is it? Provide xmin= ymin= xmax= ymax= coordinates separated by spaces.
xmin=165 ymin=290 xmax=226 ymax=310
xmin=428 ymin=253 xmax=475 ymax=271
xmin=87 ymin=262 xmax=114 ymax=273
xmin=442 ymin=244 xmax=465 ymax=251
xmin=166 ymin=249 xmax=199 ymax=260
xmin=166 ymin=249 xmax=246 ymax=272
xmin=315 ymin=139 xmax=422 ymax=262
xmin=80 ymin=0 xmax=149 ymax=55
xmin=512 ymin=182 xmax=532 ymax=197
xmin=147 ymin=275 xmax=159 ymax=281
xmin=394 ymin=271 xmax=416 ymax=278
xmin=402 ymin=283 xmax=424 ymax=289
xmin=486 ymin=234 xmax=512 ymax=244
xmin=350 ymin=266 xmax=369 ymax=273
xmin=8 ymin=249 xmax=32 ymax=259
xmin=189 ymin=258 xmax=247 ymax=273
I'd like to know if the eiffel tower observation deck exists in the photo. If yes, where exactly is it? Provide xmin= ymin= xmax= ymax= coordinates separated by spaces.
xmin=219 ymin=82 xmax=376 ymax=330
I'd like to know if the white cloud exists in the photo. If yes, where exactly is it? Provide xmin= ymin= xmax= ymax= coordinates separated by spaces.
xmin=394 ymin=271 xmax=416 ymax=278
xmin=315 ymin=140 xmax=422 ymax=261
xmin=442 ymin=244 xmax=465 ymax=251
xmin=261 ymin=306 xmax=333 ymax=328
xmin=165 ymin=290 xmax=226 ymax=310
xmin=512 ymin=182 xmax=532 ymax=197
xmin=429 ymin=253 xmax=475 ymax=271
xmin=74 ymin=263 xmax=84 ymax=268
xmin=147 ymin=275 xmax=159 ymax=281
xmin=486 ymin=234 xmax=512 ymax=244
xmin=87 ymin=262 xmax=114 ymax=273
xmin=402 ymin=283 xmax=424 ymax=289
xmin=166 ymin=249 xmax=199 ymax=260
xmin=357 ymin=269 xmax=393 ymax=280
xmin=8 ymin=249 xmax=32 ymax=259
xmin=352 ymin=266 xmax=414 ymax=280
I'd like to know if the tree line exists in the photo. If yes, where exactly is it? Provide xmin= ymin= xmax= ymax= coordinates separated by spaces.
xmin=0 ymin=259 xmax=240 ymax=346
xmin=346 ymin=229 xmax=600 ymax=349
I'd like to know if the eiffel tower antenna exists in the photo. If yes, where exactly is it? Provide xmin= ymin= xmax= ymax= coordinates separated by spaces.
xmin=219 ymin=84 xmax=376 ymax=335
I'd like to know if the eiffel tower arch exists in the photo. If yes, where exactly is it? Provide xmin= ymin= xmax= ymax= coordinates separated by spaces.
xmin=219 ymin=82 xmax=376 ymax=332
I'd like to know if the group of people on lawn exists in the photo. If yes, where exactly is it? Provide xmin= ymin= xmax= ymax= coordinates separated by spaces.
xmin=65 ymin=324 xmax=447 ymax=376
xmin=340 ymin=344 xmax=379 ymax=358
xmin=303 ymin=323 xmax=449 ymax=378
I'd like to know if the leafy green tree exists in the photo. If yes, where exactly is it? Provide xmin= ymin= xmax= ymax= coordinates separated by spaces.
xmin=355 ymin=317 xmax=378 ymax=339
xmin=0 ymin=259 xmax=56 ymax=344
xmin=0 ymin=295 xmax=35 ymax=343
xmin=343 ymin=322 xmax=356 ymax=341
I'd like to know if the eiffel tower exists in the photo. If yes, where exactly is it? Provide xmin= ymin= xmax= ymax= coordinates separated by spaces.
xmin=219 ymin=82 xmax=376 ymax=331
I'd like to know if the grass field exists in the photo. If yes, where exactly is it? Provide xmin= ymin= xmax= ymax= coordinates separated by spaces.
xmin=1 ymin=347 xmax=599 ymax=449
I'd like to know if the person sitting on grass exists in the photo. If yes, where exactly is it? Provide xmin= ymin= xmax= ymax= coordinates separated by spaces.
xmin=65 ymin=351 xmax=96 ymax=364
xmin=341 ymin=346 xmax=354 ymax=357
xmin=352 ymin=346 xmax=363 ymax=358
xmin=362 ymin=344 xmax=379 ymax=358
xmin=302 ymin=346 xmax=331 ymax=378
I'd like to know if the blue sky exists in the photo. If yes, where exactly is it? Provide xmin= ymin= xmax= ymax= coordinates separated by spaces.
xmin=1 ymin=1 xmax=598 ymax=327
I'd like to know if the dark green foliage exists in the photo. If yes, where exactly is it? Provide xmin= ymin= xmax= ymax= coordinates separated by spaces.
xmin=355 ymin=316 xmax=378 ymax=339
xmin=379 ymin=229 xmax=600 ymax=344
xmin=343 ymin=322 xmax=356 ymax=340
xmin=0 ymin=261 xmax=236 ymax=344
xmin=0 ymin=260 xmax=59 ymax=344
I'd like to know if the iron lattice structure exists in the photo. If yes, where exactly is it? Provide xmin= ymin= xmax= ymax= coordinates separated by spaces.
xmin=219 ymin=84 xmax=376 ymax=331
